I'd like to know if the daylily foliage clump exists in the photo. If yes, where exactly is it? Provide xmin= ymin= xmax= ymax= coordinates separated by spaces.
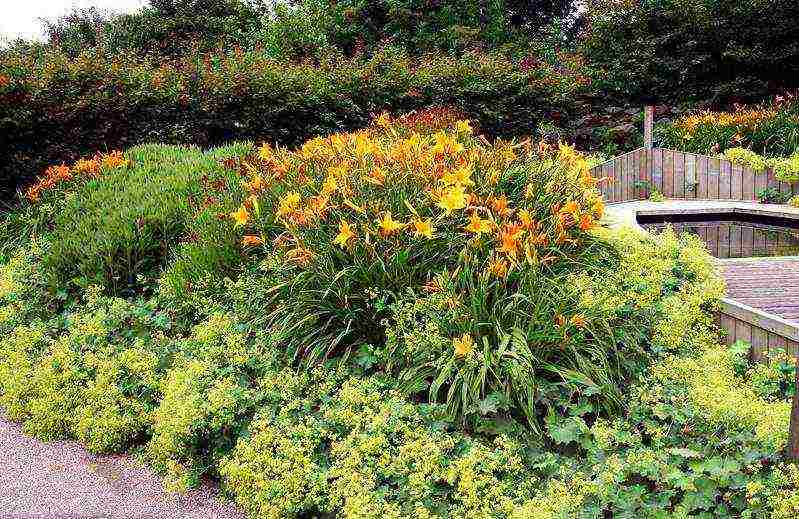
xmin=216 ymin=113 xmax=626 ymax=426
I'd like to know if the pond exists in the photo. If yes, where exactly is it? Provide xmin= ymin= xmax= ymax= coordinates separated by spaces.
xmin=638 ymin=212 xmax=799 ymax=259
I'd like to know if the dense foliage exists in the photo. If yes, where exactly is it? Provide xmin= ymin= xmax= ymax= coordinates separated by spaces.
xmin=27 ymin=0 xmax=576 ymax=58
xmin=1 ymin=113 xmax=797 ymax=517
xmin=4 ymin=0 xmax=795 ymax=201
xmin=0 ymin=46 xmax=587 ymax=200
xmin=582 ymin=0 xmax=799 ymax=103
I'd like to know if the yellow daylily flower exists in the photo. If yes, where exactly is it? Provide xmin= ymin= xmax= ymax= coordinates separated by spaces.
xmin=377 ymin=211 xmax=405 ymax=236
xmin=438 ymin=185 xmax=468 ymax=214
xmin=257 ymin=143 xmax=273 ymax=160
xmin=277 ymin=191 xmax=301 ymax=218
xmin=464 ymin=212 xmax=493 ymax=236
xmin=230 ymin=206 xmax=249 ymax=227
xmin=442 ymin=164 xmax=474 ymax=187
xmin=333 ymin=219 xmax=356 ymax=248
xmin=453 ymin=333 xmax=475 ymax=357
xmin=455 ymin=119 xmax=473 ymax=135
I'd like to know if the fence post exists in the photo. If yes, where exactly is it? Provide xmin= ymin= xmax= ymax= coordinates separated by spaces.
xmin=789 ymin=354 xmax=799 ymax=460
xmin=644 ymin=105 xmax=654 ymax=150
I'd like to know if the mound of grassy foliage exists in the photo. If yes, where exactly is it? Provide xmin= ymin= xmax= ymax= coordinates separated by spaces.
xmin=1 ymin=112 xmax=798 ymax=517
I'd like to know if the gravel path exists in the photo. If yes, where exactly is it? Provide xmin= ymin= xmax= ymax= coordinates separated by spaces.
xmin=0 ymin=413 xmax=246 ymax=519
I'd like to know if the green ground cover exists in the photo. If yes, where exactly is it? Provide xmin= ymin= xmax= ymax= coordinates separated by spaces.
xmin=0 ymin=111 xmax=797 ymax=517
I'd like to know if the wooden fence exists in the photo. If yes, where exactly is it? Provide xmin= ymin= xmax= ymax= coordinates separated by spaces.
xmin=592 ymin=147 xmax=798 ymax=204
xmin=717 ymin=303 xmax=799 ymax=361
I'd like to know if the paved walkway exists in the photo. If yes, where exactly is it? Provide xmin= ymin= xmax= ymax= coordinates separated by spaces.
xmin=0 ymin=414 xmax=245 ymax=519
xmin=719 ymin=258 xmax=799 ymax=324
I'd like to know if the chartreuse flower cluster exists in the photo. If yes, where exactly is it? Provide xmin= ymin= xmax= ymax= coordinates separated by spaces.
xmin=721 ymin=147 xmax=799 ymax=183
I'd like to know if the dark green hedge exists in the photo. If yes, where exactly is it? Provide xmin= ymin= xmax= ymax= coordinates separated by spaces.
xmin=582 ymin=0 xmax=799 ymax=104
xmin=0 ymin=47 xmax=587 ymax=200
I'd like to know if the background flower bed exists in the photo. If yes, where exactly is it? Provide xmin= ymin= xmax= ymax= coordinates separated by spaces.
xmin=0 ymin=112 xmax=797 ymax=517
xmin=657 ymin=95 xmax=799 ymax=190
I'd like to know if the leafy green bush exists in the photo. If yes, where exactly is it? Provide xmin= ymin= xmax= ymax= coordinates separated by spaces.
xmin=0 ymin=288 xmax=165 ymax=452
xmin=37 ymin=1 xmax=264 ymax=58
xmin=28 ymin=144 xmax=246 ymax=296
xmin=582 ymin=0 xmax=799 ymax=103
xmin=0 ymin=45 xmax=586 ymax=200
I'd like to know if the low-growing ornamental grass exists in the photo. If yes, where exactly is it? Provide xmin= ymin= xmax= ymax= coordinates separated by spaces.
xmin=0 ymin=111 xmax=797 ymax=517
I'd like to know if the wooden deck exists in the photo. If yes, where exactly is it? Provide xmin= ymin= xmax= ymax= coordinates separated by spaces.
xmin=719 ymin=259 xmax=799 ymax=324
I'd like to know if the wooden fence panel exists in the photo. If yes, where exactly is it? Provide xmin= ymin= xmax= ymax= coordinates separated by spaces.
xmin=729 ymin=224 xmax=742 ymax=258
xmin=731 ymin=164 xmax=743 ymax=200
xmin=697 ymin=156 xmax=708 ymax=199
xmin=674 ymin=150 xmax=685 ymax=198
xmin=717 ymin=223 xmax=731 ymax=258
xmin=751 ymin=327 xmax=769 ymax=361
xmin=638 ymin=149 xmax=649 ymax=198
xmin=653 ymin=148 xmax=664 ymax=194
xmin=663 ymin=150 xmax=675 ymax=198
xmin=684 ymin=154 xmax=697 ymax=199
xmin=591 ymin=147 xmax=797 ymax=204
xmin=719 ymin=160 xmax=732 ymax=199
xmin=755 ymin=169 xmax=768 ymax=199
xmin=708 ymin=157 xmax=720 ymax=199
xmin=741 ymin=225 xmax=754 ymax=257
xmin=741 ymin=167 xmax=755 ymax=200
xmin=769 ymin=334 xmax=787 ymax=356
xmin=627 ymin=152 xmax=635 ymax=201
xmin=601 ymin=163 xmax=613 ymax=202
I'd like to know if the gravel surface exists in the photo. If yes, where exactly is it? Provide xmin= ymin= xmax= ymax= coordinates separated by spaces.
xmin=0 ymin=413 xmax=246 ymax=519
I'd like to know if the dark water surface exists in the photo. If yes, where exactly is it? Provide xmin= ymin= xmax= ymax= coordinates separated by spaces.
xmin=638 ymin=213 xmax=799 ymax=258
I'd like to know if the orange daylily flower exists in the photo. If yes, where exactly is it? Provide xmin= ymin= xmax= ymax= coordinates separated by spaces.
xmin=286 ymin=247 xmax=314 ymax=266
xmin=497 ymin=223 xmax=525 ymax=259
xmin=570 ymin=314 xmax=587 ymax=328
xmin=490 ymin=195 xmax=511 ymax=217
xmin=102 ymin=151 xmax=129 ymax=169
xmin=488 ymin=258 xmax=509 ymax=278
xmin=241 ymin=235 xmax=263 ymax=246
xmin=244 ymin=174 xmax=265 ymax=193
